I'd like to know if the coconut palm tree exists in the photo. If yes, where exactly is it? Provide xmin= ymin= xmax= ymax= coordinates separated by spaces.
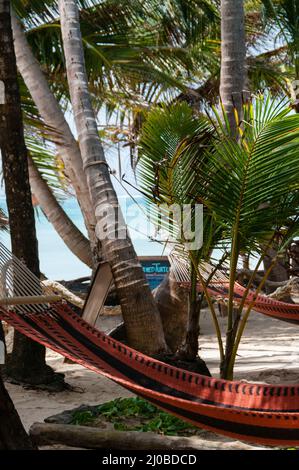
xmin=20 ymin=0 xmax=218 ymax=108
xmin=138 ymin=95 xmax=299 ymax=379
xmin=236 ymin=1 xmax=299 ymax=294
xmin=11 ymin=0 xmax=219 ymax=268
xmin=0 ymin=0 xmax=220 ymax=376
xmin=58 ymin=0 xmax=168 ymax=355
xmin=175 ymin=1 xmax=290 ymax=110
xmin=12 ymin=13 xmax=98 ymax=257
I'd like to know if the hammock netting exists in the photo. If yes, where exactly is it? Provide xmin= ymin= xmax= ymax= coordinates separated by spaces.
xmin=1 ymin=243 xmax=299 ymax=446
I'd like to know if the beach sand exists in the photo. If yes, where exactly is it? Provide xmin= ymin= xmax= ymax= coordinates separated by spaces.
xmin=4 ymin=309 xmax=299 ymax=449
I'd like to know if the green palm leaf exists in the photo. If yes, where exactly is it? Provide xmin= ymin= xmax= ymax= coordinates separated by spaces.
xmin=138 ymin=95 xmax=299 ymax=254
xmin=138 ymin=102 xmax=219 ymax=251
xmin=12 ymin=0 xmax=219 ymax=129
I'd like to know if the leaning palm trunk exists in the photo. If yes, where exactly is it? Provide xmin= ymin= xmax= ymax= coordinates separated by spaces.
xmin=28 ymin=156 xmax=93 ymax=267
xmin=58 ymin=0 xmax=167 ymax=354
xmin=11 ymin=13 xmax=97 ymax=259
xmin=220 ymin=0 xmax=246 ymax=134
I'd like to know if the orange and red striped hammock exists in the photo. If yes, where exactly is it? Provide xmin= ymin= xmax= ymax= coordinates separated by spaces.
xmin=206 ymin=281 xmax=299 ymax=324
xmin=1 ymin=242 xmax=299 ymax=447
xmin=1 ymin=301 xmax=299 ymax=447
xmin=170 ymin=254 xmax=299 ymax=324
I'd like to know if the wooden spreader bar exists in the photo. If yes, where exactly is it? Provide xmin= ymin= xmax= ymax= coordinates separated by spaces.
xmin=0 ymin=295 xmax=62 ymax=306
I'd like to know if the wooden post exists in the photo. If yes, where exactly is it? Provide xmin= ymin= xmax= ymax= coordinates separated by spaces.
xmin=82 ymin=262 xmax=113 ymax=326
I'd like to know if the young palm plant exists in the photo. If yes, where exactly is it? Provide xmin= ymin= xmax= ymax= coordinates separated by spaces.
xmin=138 ymin=95 xmax=299 ymax=379
xmin=138 ymin=102 xmax=225 ymax=362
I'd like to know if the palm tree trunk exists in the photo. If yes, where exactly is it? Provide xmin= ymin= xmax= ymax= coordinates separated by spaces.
xmin=58 ymin=0 xmax=167 ymax=355
xmin=0 ymin=373 xmax=35 ymax=449
xmin=220 ymin=0 xmax=246 ymax=378
xmin=0 ymin=0 xmax=59 ymax=386
xmin=11 ymin=13 xmax=98 ymax=261
xmin=220 ymin=0 xmax=247 ymax=134
xmin=28 ymin=156 xmax=93 ymax=267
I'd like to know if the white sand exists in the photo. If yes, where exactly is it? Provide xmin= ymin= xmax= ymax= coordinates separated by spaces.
xmin=4 ymin=309 xmax=299 ymax=447
xmin=200 ymin=308 xmax=299 ymax=381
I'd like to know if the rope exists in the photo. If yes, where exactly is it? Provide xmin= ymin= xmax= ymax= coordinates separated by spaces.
xmin=0 ymin=242 xmax=55 ymax=314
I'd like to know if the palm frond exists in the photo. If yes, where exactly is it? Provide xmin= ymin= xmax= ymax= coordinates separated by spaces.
xmin=138 ymin=95 xmax=299 ymax=257
xmin=194 ymin=96 xmax=299 ymax=252
xmin=138 ymin=102 xmax=220 ymax=252
xmin=13 ymin=0 xmax=219 ymax=115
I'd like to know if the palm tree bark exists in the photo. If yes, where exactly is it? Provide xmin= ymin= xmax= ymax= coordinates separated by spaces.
xmin=11 ymin=12 xmax=98 ymax=261
xmin=220 ymin=0 xmax=247 ymax=134
xmin=28 ymin=156 xmax=93 ymax=267
xmin=58 ymin=0 xmax=167 ymax=355
xmin=0 ymin=373 xmax=35 ymax=449
xmin=219 ymin=0 xmax=246 ymax=378
xmin=0 ymin=0 xmax=58 ymax=385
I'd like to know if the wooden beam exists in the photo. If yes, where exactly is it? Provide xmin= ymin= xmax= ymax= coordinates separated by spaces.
xmin=82 ymin=262 xmax=113 ymax=327
xmin=0 ymin=295 xmax=62 ymax=306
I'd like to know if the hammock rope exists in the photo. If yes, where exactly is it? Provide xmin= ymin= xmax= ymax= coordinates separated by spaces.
xmin=0 ymin=243 xmax=55 ymax=313
xmin=1 ymin=243 xmax=299 ymax=445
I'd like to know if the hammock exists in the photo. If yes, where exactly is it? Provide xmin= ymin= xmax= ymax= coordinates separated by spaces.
xmin=1 ymin=244 xmax=299 ymax=446
xmin=170 ymin=253 xmax=299 ymax=324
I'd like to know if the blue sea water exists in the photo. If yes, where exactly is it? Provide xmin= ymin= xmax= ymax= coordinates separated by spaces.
xmin=0 ymin=196 xmax=166 ymax=281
